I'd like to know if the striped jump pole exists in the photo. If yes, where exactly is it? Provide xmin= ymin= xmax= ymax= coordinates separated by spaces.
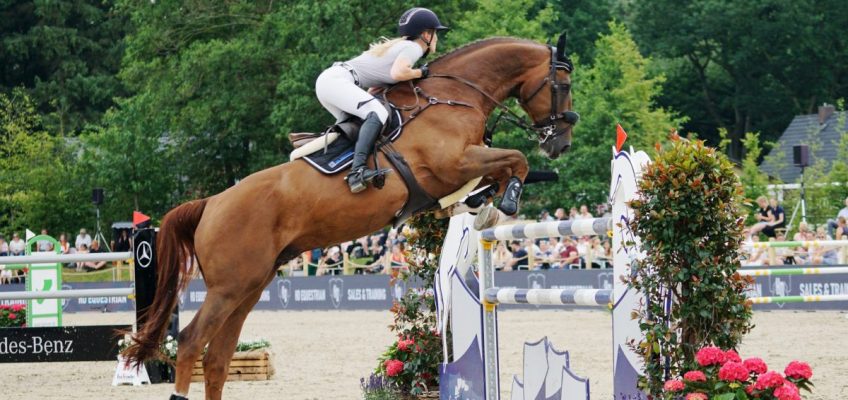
xmin=0 ymin=288 xmax=134 ymax=301
xmin=739 ymin=266 xmax=848 ymax=277
xmin=745 ymin=240 xmax=848 ymax=249
xmin=0 ymin=252 xmax=132 ymax=265
xmin=480 ymin=217 xmax=611 ymax=241
xmin=484 ymin=288 xmax=612 ymax=307
xmin=748 ymin=294 xmax=848 ymax=304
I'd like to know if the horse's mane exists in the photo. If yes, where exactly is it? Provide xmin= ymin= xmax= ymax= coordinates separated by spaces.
xmin=428 ymin=37 xmax=542 ymax=66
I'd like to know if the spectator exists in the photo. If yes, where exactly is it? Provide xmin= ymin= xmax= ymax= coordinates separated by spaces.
xmin=743 ymin=236 xmax=770 ymax=266
xmin=493 ymin=242 xmax=513 ymax=270
xmin=75 ymin=228 xmax=92 ymax=250
xmin=9 ymin=233 xmax=25 ymax=256
xmin=37 ymin=229 xmax=53 ymax=252
xmin=793 ymin=221 xmax=813 ymax=241
xmin=835 ymin=216 xmax=847 ymax=240
xmin=114 ymin=230 xmax=131 ymax=252
xmin=0 ymin=235 xmax=8 ymax=256
xmin=323 ymin=246 xmax=343 ymax=275
xmin=548 ymin=237 xmax=563 ymax=255
xmin=523 ymin=239 xmax=540 ymax=258
xmin=554 ymin=208 xmax=567 ymax=221
xmin=586 ymin=237 xmax=606 ymax=268
xmin=534 ymin=240 xmax=553 ymax=270
xmin=761 ymin=198 xmax=785 ymax=238
xmin=773 ymin=232 xmax=795 ymax=265
xmin=57 ymin=234 xmax=70 ymax=254
xmin=389 ymin=243 xmax=407 ymax=276
xmin=810 ymin=228 xmax=838 ymax=265
xmin=576 ymin=205 xmax=593 ymax=219
xmin=508 ymin=241 xmax=529 ymax=271
xmin=558 ymin=237 xmax=580 ymax=269
xmin=826 ymin=196 xmax=848 ymax=237
xmin=568 ymin=207 xmax=578 ymax=220
xmin=82 ymin=241 xmax=107 ymax=271
xmin=75 ymin=244 xmax=90 ymax=271
xmin=539 ymin=209 xmax=554 ymax=222
xmin=748 ymin=196 xmax=774 ymax=238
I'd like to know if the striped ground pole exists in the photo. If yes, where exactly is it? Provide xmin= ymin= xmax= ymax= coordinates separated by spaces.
xmin=480 ymin=218 xmax=611 ymax=241
xmin=739 ymin=267 xmax=848 ymax=277
xmin=747 ymin=294 xmax=848 ymax=304
xmin=484 ymin=288 xmax=612 ymax=306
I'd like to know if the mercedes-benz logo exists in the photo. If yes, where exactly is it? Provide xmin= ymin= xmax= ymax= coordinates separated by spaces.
xmin=136 ymin=241 xmax=153 ymax=268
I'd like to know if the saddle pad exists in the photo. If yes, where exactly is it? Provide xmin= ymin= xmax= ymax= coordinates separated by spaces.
xmin=295 ymin=109 xmax=403 ymax=175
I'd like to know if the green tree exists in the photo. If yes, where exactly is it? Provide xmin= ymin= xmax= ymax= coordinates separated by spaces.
xmin=628 ymin=0 xmax=848 ymax=159
xmin=533 ymin=22 xmax=682 ymax=209
xmin=0 ymin=89 xmax=84 ymax=235
xmin=0 ymin=0 xmax=127 ymax=136
xmin=738 ymin=132 xmax=772 ymax=222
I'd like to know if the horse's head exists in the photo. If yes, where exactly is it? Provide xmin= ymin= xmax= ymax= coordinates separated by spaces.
xmin=517 ymin=34 xmax=579 ymax=159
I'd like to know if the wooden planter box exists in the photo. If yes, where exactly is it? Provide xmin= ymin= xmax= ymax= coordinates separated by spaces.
xmin=191 ymin=349 xmax=274 ymax=382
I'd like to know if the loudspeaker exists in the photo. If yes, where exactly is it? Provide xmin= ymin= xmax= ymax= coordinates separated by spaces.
xmin=793 ymin=145 xmax=810 ymax=167
xmin=92 ymin=188 xmax=104 ymax=205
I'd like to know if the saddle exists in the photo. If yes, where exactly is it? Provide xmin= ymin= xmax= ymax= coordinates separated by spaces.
xmin=288 ymin=100 xmax=438 ymax=226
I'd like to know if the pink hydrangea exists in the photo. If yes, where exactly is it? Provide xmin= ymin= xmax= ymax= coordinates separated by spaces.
xmin=685 ymin=393 xmax=708 ymax=400
xmin=384 ymin=359 xmax=404 ymax=377
xmin=683 ymin=370 xmax=707 ymax=382
xmin=696 ymin=346 xmax=726 ymax=367
xmin=773 ymin=381 xmax=801 ymax=400
xmin=743 ymin=357 xmax=768 ymax=374
xmin=754 ymin=371 xmax=785 ymax=390
xmin=8 ymin=313 xmax=16 ymax=320
xmin=724 ymin=349 xmax=742 ymax=363
xmin=784 ymin=361 xmax=812 ymax=380
xmin=663 ymin=379 xmax=684 ymax=392
xmin=718 ymin=361 xmax=749 ymax=382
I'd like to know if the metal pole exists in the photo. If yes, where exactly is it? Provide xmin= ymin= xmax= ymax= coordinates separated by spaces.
xmin=800 ymin=166 xmax=807 ymax=223
xmin=0 ymin=287 xmax=134 ymax=300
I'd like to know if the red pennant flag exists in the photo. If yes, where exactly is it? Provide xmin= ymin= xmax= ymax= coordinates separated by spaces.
xmin=133 ymin=211 xmax=151 ymax=228
xmin=615 ymin=124 xmax=628 ymax=152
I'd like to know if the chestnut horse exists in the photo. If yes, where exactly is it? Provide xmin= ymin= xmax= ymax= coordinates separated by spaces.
xmin=124 ymin=36 xmax=577 ymax=399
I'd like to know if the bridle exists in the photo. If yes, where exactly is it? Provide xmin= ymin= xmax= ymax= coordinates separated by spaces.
xmin=400 ymin=43 xmax=579 ymax=145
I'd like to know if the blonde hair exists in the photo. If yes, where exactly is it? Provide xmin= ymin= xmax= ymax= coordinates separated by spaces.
xmin=367 ymin=37 xmax=407 ymax=57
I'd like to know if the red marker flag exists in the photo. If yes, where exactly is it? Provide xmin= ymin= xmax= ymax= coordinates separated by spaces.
xmin=133 ymin=211 xmax=151 ymax=228
xmin=615 ymin=124 xmax=628 ymax=153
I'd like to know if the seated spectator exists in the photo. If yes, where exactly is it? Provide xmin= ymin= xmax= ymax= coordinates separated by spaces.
xmin=534 ymin=240 xmax=553 ymax=270
xmin=493 ymin=242 xmax=513 ymax=271
xmin=82 ymin=241 xmax=108 ymax=271
xmin=523 ymin=239 xmax=540 ymax=259
xmin=508 ymin=241 xmax=529 ymax=271
xmin=558 ymin=237 xmax=581 ymax=269
xmin=321 ymin=246 xmax=344 ymax=275
xmin=793 ymin=221 xmax=813 ymax=241
xmin=773 ymin=233 xmax=795 ymax=265
xmin=113 ymin=230 xmax=131 ymax=252
xmin=57 ymin=234 xmax=70 ymax=254
xmin=539 ymin=209 xmax=554 ymax=222
xmin=742 ymin=236 xmax=770 ymax=266
xmin=9 ymin=232 xmax=25 ymax=256
xmin=554 ymin=208 xmax=567 ymax=221
xmin=809 ymin=229 xmax=837 ymax=265
xmin=75 ymin=228 xmax=92 ymax=250
xmin=761 ymin=198 xmax=785 ymax=238
xmin=826 ymin=196 xmax=848 ymax=237
xmin=37 ymin=229 xmax=53 ymax=252
xmin=568 ymin=207 xmax=578 ymax=220
xmin=0 ymin=235 xmax=8 ymax=256
xmin=389 ymin=243 xmax=408 ymax=277
xmin=586 ymin=237 xmax=606 ymax=268
xmin=835 ymin=216 xmax=847 ymax=240
xmin=548 ymin=237 xmax=563 ymax=255
xmin=576 ymin=205 xmax=593 ymax=219
xmin=748 ymin=196 xmax=774 ymax=238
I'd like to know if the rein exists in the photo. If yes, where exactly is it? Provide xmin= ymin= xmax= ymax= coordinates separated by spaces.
xmin=385 ymin=45 xmax=577 ymax=145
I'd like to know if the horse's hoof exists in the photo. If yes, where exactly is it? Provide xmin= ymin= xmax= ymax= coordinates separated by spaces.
xmin=473 ymin=207 xmax=500 ymax=231
xmin=169 ymin=394 xmax=189 ymax=400
xmin=498 ymin=177 xmax=523 ymax=216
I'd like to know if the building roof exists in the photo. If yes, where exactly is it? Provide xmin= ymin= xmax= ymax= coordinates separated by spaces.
xmin=760 ymin=111 xmax=847 ymax=183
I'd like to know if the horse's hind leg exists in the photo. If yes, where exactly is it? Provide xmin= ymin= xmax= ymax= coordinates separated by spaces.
xmin=201 ymin=271 xmax=276 ymax=400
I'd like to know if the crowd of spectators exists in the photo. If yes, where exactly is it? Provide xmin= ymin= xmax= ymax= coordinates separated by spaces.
xmin=743 ymin=196 xmax=848 ymax=266
xmin=0 ymin=228 xmax=133 ymax=284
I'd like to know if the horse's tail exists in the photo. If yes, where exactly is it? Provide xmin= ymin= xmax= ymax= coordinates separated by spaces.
xmin=123 ymin=198 xmax=208 ymax=364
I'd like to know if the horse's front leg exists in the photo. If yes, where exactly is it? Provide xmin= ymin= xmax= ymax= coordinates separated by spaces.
xmin=455 ymin=146 xmax=529 ymax=227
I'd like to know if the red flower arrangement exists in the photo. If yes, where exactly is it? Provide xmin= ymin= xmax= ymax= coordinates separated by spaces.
xmin=662 ymin=347 xmax=814 ymax=399
xmin=0 ymin=303 xmax=27 ymax=328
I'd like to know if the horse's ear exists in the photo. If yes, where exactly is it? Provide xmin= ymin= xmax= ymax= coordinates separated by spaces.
xmin=556 ymin=32 xmax=567 ymax=61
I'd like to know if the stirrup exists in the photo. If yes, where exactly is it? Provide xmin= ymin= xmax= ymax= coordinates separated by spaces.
xmin=346 ymin=168 xmax=381 ymax=193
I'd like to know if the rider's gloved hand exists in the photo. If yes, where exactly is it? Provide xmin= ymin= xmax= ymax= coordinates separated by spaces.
xmin=419 ymin=64 xmax=430 ymax=79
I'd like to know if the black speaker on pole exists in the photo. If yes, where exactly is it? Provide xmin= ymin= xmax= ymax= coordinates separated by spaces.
xmin=793 ymin=145 xmax=810 ymax=167
xmin=92 ymin=188 xmax=104 ymax=205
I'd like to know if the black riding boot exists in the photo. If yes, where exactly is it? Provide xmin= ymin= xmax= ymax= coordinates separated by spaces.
xmin=346 ymin=112 xmax=384 ymax=193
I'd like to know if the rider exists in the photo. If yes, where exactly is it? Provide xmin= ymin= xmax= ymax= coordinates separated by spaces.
xmin=315 ymin=7 xmax=448 ymax=193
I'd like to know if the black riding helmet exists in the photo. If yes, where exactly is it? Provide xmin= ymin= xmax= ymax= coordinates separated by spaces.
xmin=398 ymin=7 xmax=449 ymax=38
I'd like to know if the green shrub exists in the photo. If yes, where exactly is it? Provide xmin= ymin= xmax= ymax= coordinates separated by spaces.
xmin=627 ymin=138 xmax=754 ymax=396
